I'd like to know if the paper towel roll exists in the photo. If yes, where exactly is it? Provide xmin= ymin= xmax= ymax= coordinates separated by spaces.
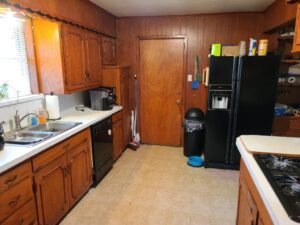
xmin=45 ymin=95 xmax=61 ymax=120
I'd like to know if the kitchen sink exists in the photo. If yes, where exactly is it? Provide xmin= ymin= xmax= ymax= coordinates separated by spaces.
xmin=27 ymin=121 xmax=82 ymax=133
xmin=5 ymin=121 xmax=82 ymax=145
xmin=5 ymin=131 xmax=54 ymax=145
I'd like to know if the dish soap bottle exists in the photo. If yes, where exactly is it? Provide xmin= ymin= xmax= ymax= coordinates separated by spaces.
xmin=0 ymin=122 xmax=4 ymax=150
xmin=38 ymin=105 xmax=47 ymax=125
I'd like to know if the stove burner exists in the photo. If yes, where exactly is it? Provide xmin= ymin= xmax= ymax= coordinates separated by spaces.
xmin=261 ymin=155 xmax=295 ymax=171
xmin=291 ymin=182 xmax=300 ymax=193
xmin=274 ymin=173 xmax=300 ymax=197
xmin=255 ymin=154 xmax=300 ymax=222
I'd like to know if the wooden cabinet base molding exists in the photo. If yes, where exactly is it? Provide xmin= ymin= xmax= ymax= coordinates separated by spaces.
xmin=237 ymin=160 xmax=273 ymax=225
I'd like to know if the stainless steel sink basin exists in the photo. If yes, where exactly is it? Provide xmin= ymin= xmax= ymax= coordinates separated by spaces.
xmin=28 ymin=121 xmax=82 ymax=133
xmin=5 ymin=131 xmax=54 ymax=145
xmin=5 ymin=121 xmax=82 ymax=145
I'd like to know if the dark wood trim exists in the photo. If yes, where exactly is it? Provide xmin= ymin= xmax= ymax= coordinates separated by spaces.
xmin=136 ymin=35 xmax=187 ymax=146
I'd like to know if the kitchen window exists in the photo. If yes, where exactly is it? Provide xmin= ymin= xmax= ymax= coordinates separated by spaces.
xmin=0 ymin=10 xmax=38 ymax=103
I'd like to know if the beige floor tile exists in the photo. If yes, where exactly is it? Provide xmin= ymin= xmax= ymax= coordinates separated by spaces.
xmin=60 ymin=145 xmax=239 ymax=225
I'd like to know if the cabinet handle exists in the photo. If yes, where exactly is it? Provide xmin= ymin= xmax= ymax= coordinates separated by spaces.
xmin=8 ymin=195 xmax=20 ymax=207
xmin=4 ymin=175 xmax=17 ymax=186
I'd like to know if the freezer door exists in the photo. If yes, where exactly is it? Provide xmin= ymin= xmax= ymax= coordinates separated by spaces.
xmin=209 ymin=56 xmax=236 ymax=85
xmin=230 ymin=56 xmax=280 ymax=163
xmin=205 ymin=110 xmax=231 ymax=163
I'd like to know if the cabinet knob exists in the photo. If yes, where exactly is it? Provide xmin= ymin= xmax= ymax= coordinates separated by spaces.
xmin=176 ymin=100 xmax=181 ymax=105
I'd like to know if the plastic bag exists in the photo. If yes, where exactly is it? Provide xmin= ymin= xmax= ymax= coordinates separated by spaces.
xmin=184 ymin=119 xmax=204 ymax=133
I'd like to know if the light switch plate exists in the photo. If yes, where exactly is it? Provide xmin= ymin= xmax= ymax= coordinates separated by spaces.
xmin=187 ymin=74 xmax=193 ymax=82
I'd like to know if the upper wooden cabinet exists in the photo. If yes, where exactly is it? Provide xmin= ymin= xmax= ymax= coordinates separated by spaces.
xmin=102 ymin=37 xmax=117 ymax=65
xmin=292 ymin=4 xmax=300 ymax=52
xmin=61 ymin=25 xmax=87 ymax=92
xmin=263 ymin=0 xmax=297 ymax=33
xmin=85 ymin=32 xmax=103 ymax=86
xmin=6 ymin=0 xmax=116 ymax=37
xmin=33 ymin=18 xmax=102 ymax=94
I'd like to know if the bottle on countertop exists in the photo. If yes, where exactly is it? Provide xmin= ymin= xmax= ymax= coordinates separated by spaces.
xmin=38 ymin=105 xmax=47 ymax=125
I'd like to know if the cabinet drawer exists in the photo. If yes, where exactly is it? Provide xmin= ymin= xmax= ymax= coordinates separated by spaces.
xmin=67 ymin=128 xmax=90 ymax=151
xmin=112 ymin=111 xmax=123 ymax=123
xmin=0 ymin=161 xmax=32 ymax=194
xmin=32 ymin=129 xmax=90 ymax=172
xmin=0 ymin=177 xmax=34 ymax=222
xmin=2 ymin=199 xmax=38 ymax=225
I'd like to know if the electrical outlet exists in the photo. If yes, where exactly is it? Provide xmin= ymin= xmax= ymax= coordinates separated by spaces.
xmin=187 ymin=74 xmax=193 ymax=82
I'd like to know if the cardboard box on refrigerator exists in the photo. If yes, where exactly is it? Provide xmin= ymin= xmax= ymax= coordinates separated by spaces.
xmin=222 ymin=46 xmax=240 ymax=56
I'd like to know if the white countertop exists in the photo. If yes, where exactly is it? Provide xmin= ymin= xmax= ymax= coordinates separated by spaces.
xmin=240 ymin=135 xmax=300 ymax=155
xmin=0 ymin=106 xmax=122 ymax=174
xmin=236 ymin=135 xmax=300 ymax=225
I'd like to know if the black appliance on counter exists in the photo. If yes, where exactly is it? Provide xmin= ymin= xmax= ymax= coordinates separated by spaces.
xmin=89 ymin=87 xmax=116 ymax=111
xmin=204 ymin=56 xmax=280 ymax=169
xmin=90 ymin=117 xmax=113 ymax=185
xmin=254 ymin=154 xmax=300 ymax=222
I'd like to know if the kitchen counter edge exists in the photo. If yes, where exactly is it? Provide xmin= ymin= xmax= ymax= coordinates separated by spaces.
xmin=0 ymin=106 xmax=122 ymax=174
xmin=236 ymin=137 xmax=299 ymax=225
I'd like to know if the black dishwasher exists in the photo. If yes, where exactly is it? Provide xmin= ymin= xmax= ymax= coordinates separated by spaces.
xmin=90 ymin=117 xmax=113 ymax=186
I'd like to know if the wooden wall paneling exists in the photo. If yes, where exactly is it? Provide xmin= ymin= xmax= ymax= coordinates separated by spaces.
xmin=117 ymin=13 xmax=264 ymax=115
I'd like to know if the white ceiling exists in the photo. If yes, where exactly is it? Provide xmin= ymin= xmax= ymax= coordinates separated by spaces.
xmin=90 ymin=0 xmax=276 ymax=17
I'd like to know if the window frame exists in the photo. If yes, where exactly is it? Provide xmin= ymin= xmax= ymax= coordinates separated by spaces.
xmin=0 ymin=8 xmax=40 ymax=104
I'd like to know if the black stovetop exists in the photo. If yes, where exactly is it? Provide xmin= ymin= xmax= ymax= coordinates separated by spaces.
xmin=254 ymin=154 xmax=300 ymax=223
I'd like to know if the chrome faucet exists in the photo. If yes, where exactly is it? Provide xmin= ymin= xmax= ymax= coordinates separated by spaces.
xmin=14 ymin=110 xmax=38 ymax=130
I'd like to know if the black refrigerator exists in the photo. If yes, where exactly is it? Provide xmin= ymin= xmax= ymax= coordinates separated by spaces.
xmin=204 ymin=56 xmax=280 ymax=169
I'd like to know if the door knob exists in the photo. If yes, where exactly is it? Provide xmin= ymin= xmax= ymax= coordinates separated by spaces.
xmin=176 ymin=100 xmax=181 ymax=105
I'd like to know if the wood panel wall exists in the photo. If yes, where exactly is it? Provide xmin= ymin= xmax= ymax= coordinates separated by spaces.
xmin=116 ymin=13 xmax=264 ymax=112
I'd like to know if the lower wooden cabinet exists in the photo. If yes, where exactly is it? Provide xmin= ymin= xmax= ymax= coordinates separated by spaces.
xmin=33 ymin=129 xmax=93 ymax=225
xmin=113 ymin=119 xmax=123 ymax=160
xmin=2 ymin=199 xmax=38 ymax=225
xmin=0 ymin=161 xmax=38 ymax=225
xmin=34 ymin=154 xmax=69 ymax=225
xmin=236 ymin=160 xmax=273 ymax=225
xmin=67 ymin=138 xmax=93 ymax=208
xmin=237 ymin=173 xmax=258 ymax=225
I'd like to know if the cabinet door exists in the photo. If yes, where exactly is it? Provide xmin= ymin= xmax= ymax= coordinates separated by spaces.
xmin=102 ymin=37 xmax=116 ymax=65
xmin=113 ymin=120 xmax=123 ymax=160
xmin=121 ymin=69 xmax=131 ymax=149
xmin=236 ymin=177 xmax=258 ymax=225
xmin=85 ymin=32 xmax=102 ymax=87
xmin=293 ymin=5 xmax=300 ymax=52
xmin=61 ymin=25 xmax=87 ymax=91
xmin=35 ymin=154 xmax=69 ymax=225
xmin=67 ymin=138 xmax=92 ymax=208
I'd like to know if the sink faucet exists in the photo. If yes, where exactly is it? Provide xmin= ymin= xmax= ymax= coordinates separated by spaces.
xmin=14 ymin=110 xmax=38 ymax=130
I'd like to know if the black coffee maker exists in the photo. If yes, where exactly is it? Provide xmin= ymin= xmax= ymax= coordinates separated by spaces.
xmin=89 ymin=87 xmax=116 ymax=111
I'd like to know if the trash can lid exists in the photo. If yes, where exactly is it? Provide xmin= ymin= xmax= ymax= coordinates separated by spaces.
xmin=185 ymin=108 xmax=204 ymax=120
